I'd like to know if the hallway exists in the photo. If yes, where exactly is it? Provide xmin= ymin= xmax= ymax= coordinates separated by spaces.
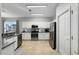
xmin=15 ymin=41 xmax=59 ymax=55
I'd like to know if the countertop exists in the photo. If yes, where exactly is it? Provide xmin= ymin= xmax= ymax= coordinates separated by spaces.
xmin=2 ymin=33 xmax=22 ymax=39
xmin=22 ymin=32 xmax=49 ymax=33
xmin=2 ymin=33 xmax=21 ymax=49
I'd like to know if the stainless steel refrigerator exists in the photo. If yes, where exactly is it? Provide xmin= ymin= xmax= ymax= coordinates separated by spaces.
xmin=49 ymin=22 xmax=56 ymax=49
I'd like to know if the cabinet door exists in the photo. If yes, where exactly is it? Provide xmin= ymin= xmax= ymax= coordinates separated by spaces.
xmin=58 ymin=8 xmax=71 ymax=55
xmin=22 ymin=33 xmax=31 ymax=40
xmin=1 ymin=43 xmax=15 ymax=55
xmin=14 ymin=36 xmax=17 ymax=49
xmin=38 ymin=33 xmax=49 ymax=40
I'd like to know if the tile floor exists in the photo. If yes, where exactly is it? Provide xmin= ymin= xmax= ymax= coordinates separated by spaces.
xmin=15 ymin=41 xmax=59 ymax=55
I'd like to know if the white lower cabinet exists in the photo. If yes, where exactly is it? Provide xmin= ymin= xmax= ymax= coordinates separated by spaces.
xmin=22 ymin=33 xmax=31 ymax=40
xmin=22 ymin=33 xmax=49 ymax=40
xmin=38 ymin=33 xmax=49 ymax=40
xmin=1 ymin=36 xmax=18 ymax=55
xmin=14 ymin=36 xmax=17 ymax=49
xmin=1 ymin=43 xmax=15 ymax=55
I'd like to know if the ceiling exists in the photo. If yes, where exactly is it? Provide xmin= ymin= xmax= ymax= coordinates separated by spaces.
xmin=1 ymin=3 xmax=58 ymax=18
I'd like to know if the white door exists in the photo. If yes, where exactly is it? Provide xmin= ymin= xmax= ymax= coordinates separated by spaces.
xmin=59 ymin=14 xmax=65 ymax=54
xmin=71 ymin=4 xmax=78 ymax=55
xmin=64 ymin=10 xmax=71 ymax=54
xmin=58 ymin=9 xmax=71 ymax=55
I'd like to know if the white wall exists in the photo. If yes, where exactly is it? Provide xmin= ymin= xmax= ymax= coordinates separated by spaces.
xmin=50 ymin=19 xmax=56 ymax=23
xmin=22 ymin=21 xmax=50 ymax=29
xmin=21 ymin=17 xmax=52 ymax=29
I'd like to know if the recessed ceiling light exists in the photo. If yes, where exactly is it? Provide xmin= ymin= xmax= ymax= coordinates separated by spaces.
xmin=31 ymin=14 xmax=44 ymax=16
xmin=27 ymin=6 xmax=47 ymax=8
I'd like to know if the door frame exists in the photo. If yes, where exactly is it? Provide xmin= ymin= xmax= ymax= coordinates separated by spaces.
xmin=57 ymin=6 xmax=71 ymax=54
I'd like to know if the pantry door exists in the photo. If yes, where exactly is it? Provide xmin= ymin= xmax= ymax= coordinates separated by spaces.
xmin=58 ymin=9 xmax=71 ymax=55
xmin=71 ymin=4 xmax=78 ymax=55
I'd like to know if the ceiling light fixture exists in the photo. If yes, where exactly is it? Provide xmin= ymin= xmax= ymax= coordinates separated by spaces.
xmin=27 ymin=6 xmax=47 ymax=8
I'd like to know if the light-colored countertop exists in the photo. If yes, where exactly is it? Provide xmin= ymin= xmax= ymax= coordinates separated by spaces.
xmin=2 ymin=34 xmax=21 ymax=49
